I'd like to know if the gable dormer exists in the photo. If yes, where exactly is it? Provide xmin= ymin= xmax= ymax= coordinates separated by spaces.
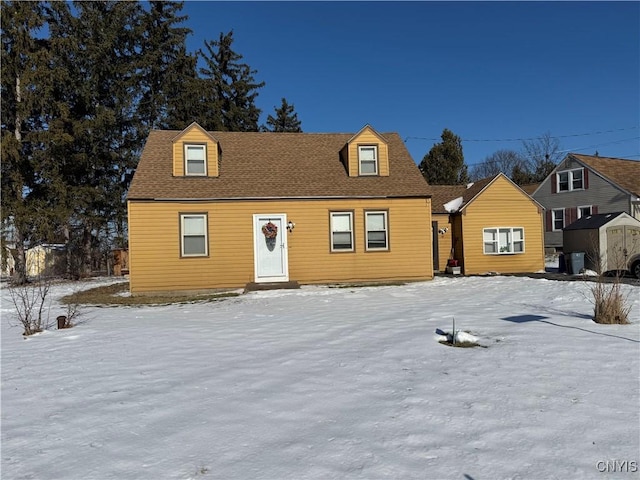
xmin=340 ymin=125 xmax=390 ymax=177
xmin=172 ymin=122 xmax=219 ymax=177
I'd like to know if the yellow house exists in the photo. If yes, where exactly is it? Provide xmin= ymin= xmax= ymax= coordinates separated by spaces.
xmin=429 ymin=173 xmax=545 ymax=275
xmin=127 ymin=123 xmax=433 ymax=295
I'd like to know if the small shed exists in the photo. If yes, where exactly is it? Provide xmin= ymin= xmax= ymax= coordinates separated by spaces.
xmin=112 ymin=249 xmax=129 ymax=276
xmin=25 ymin=244 xmax=66 ymax=278
xmin=563 ymin=212 xmax=640 ymax=273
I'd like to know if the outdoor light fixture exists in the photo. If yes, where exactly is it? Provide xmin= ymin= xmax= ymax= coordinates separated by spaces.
xmin=287 ymin=221 xmax=296 ymax=232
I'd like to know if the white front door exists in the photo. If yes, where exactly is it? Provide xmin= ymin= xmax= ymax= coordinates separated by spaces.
xmin=253 ymin=214 xmax=289 ymax=282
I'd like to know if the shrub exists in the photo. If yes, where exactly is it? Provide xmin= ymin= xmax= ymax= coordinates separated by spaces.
xmin=591 ymin=279 xmax=631 ymax=324
xmin=586 ymin=241 xmax=632 ymax=325
xmin=8 ymin=277 xmax=53 ymax=335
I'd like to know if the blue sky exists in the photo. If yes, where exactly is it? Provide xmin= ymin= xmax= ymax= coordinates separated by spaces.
xmin=180 ymin=1 xmax=639 ymax=166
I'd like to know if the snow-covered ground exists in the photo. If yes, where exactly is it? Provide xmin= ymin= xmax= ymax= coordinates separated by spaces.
xmin=2 ymin=276 xmax=639 ymax=480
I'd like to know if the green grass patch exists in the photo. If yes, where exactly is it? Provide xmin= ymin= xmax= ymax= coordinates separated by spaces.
xmin=60 ymin=282 xmax=241 ymax=306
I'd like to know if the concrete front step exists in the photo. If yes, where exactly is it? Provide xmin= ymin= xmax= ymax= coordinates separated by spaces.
xmin=244 ymin=281 xmax=301 ymax=293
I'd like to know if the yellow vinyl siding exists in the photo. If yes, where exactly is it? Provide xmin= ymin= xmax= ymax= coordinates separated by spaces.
xmin=172 ymin=126 xmax=219 ymax=177
xmin=460 ymin=176 xmax=544 ymax=274
xmin=128 ymin=198 xmax=432 ymax=294
xmin=346 ymin=127 xmax=390 ymax=177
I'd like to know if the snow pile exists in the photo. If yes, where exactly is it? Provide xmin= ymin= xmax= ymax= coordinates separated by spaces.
xmin=443 ymin=196 xmax=463 ymax=213
xmin=435 ymin=328 xmax=480 ymax=345
xmin=582 ymin=269 xmax=599 ymax=277
xmin=2 ymin=276 xmax=639 ymax=479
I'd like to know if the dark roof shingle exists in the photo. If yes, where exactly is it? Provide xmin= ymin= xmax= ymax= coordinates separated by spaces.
xmin=128 ymin=130 xmax=431 ymax=200
xmin=427 ymin=175 xmax=497 ymax=214
xmin=564 ymin=211 xmax=629 ymax=230
xmin=570 ymin=154 xmax=640 ymax=197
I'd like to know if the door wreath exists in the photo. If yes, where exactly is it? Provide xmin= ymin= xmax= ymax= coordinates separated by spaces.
xmin=262 ymin=221 xmax=278 ymax=239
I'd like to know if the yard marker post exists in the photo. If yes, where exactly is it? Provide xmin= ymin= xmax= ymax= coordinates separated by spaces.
xmin=452 ymin=317 xmax=456 ymax=346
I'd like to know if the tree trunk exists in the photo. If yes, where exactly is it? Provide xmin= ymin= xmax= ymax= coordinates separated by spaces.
xmin=11 ymin=76 xmax=28 ymax=285
xmin=12 ymin=229 xmax=27 ymax=285
xmin=82 ymin=225 xmax=92 ymax=277
xmin=15 ymin=76 xmax=22 ymax=141
xmin=64 ymin=224 xmax=73 ymax=279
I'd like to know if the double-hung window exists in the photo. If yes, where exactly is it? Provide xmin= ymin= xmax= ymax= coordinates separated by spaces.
xmin=358 ymin=146 xmax=378 ymax=175
xmin=571 ymin=169 xmax=583 ymax=190
xmin=552 ymin=209 xmax=564 ymax=231
xmin=180 ymin=213 xmax=208 ymax=257
xmin=330 ymin=212 xmax=354 ymax=251
xmin=365 ymin=211 xmax=388 ymax=251
xmin=556 ymin=168 xmax=584 ymax=192
xmin=185 ymin=144 xmax=206 ymax=176
xmin=483 ymin=227 xmax=524 ymax=255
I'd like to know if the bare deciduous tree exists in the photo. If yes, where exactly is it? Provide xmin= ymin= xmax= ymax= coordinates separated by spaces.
xmin=469 ymin=149 xmax=526 ymax=181
xmin=520 ymin=132 xmax=563 ymax=182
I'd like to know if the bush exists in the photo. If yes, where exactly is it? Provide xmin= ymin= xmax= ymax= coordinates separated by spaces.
xmin=586 ymin=241 xmax=632 ymax=325
xmin=591 ymin=279 xmax=631 ymax=324
xmin=8 ymin=277 xmax=53 ymax=335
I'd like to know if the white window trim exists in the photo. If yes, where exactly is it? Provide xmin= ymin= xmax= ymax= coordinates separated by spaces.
xmin=365 ymin=211 xmax=389 ymax=251
xmin=552 ymin=208 xmax=565 ymax=231
xmin=184 ymin=143 xmax=207 ymax=176
xmin=483 ymin=227 xmax=525 ymax=255
xmin=180 ymin=213 xmax=208 ymax=257
xmin=358 ymin=145 xmax=378 ymax=176
xmin=576 ymin=205 xmax=593 ymax=218
xmin=577 ymin=205 xmax=592 ymax=219
xmin=556 ymin=168 xmax=584 ymax=192
xmin=330 ymin=212 xmax=354 ymax=252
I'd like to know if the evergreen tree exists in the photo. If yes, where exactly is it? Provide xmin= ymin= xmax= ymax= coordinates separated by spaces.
xmin=262 ymin=98 xmax=302 ymax=132
xmin=139 ymin=1 xmax=197 ymax=130
xmin=1 ymin=4 xmax=275 ymax=279
xmin=0 ymin=0 xmax=50 ymax=283
xmin=198 ymin=31 xmax=265 ymax=131
xmin=510 ymin=164 xmax=536 ymax=186
xmin=419 ymin=129 xmax=469 ymax=185
xmin=44 ymin=1 xmax=147 ymax=276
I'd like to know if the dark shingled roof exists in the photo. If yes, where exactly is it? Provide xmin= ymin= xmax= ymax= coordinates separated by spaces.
xmin=520 ymin=183 xmax=540 ymax=195
xmin=570 ymin=154 xmax=640 ymax=197
xmin=427 ymin=175 xmax=497 ymax=214
xmin=128 ymin=130 xmax=431 ymax=200
xmin=428 ymin=185 xmax=468 ymax=214
xmin=564 ymin=211 xmax=634 ymax=230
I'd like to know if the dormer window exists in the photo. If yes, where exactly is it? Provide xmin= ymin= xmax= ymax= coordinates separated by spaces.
xmin=358 ymin=145 xmax=378 ymax=176
xmin=185 ymin=144 xmax=206 ymax=176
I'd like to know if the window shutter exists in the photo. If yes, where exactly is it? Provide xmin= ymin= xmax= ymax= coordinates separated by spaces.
xmin=584 ymin=168 xmax=589 ymax=189
xmin=546 ymin=210 xmax=552 ymax=231
xmin=551 ymin=174 xmax=557 ymax=193
xmin=592 ymin=205 xmax=598 ymax=214
xmin=566 ymin=207 xmax=577 ymax=226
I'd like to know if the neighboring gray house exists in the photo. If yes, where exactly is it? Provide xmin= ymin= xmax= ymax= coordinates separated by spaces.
xmin=531 ymin=153 xmax=640 ymax=252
